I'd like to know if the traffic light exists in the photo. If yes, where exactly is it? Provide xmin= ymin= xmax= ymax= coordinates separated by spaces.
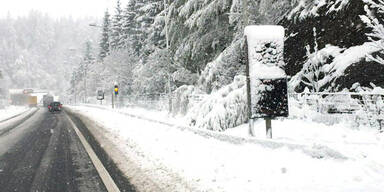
xmin=114 ymin=85 xmax=118 ymax=95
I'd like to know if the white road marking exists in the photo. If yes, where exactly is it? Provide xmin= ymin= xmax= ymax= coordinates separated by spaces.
xmin=65 ymin=113 xmax=121 ymax=192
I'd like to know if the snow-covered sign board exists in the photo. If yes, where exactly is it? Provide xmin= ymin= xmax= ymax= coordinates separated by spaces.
xmin=97 ymin=90 xmax=104 ymax=100
xmin=244 ymin=25 xmax=289 ymax=118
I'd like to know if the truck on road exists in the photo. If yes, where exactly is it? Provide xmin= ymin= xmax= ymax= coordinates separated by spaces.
xmin=28 ymin=96 xmax=37 ymax=107
xmin=43 ymin=94 xmax=54 ymax=107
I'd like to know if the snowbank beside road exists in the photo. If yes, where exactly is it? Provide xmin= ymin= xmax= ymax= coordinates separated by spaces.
xmin=70 ymin=105 xmax=384 ymax=192
xmin=0 ymin=106 xmax=29 ymax=122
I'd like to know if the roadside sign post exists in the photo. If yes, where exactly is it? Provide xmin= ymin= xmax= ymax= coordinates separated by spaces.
xmin=112 ymin=91 xmax=114 ymax=109
xmin=244 ymin=25 xmax=288 ymax=139
xmin=266 ymin=118 xmax=272 ymax=138
xmin=97 ymin=90 xmax=104 ymax=105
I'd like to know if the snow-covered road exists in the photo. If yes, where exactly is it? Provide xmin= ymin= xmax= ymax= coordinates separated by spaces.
xmin=69 ymin=105 xmax=384 ymax=192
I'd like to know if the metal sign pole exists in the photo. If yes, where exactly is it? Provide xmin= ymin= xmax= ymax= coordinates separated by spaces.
xmin=266 ymin=118 xmax=272 ymax=139
xmin=244 ymin=37 xmax=255 ymax=136
xmin=112 ymin=91 xmax=114 ymax=109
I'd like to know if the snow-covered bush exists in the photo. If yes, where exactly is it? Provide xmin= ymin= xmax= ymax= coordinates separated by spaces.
xmin=289 ymin=87 xmax=359 ymax=125
xmin=131 ymin=49 xmax=169 ymax=95
xmin=351 ymin=83 xmax=384 ymax=129
xmin=172 ymin=85 xmax=196 ymax=116
xmin=187 ymin=75 xmax=249 ymax=131
xmin=172 ymin=68 xmax=199 ymax=87
xmin=289 ymin=41 xmax=344 ymax=92
xmin=198 ymin=40 xmax=245 ymax=94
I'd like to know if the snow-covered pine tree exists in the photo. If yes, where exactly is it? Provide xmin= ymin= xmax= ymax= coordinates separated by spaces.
xmin=142 ymin=0 xmax=165 ymax=56
xmin=301 ymin=28 xmax=323 ymax=92
xmin=99 ymin=10 xmax=111 ymax=60
xmin=130 ymin=0 xmax=163 ymax=57
xmin=110 ymin=0 xmax=124 ymax=50
xmin=361 ymin=0 xmax=384 ymax=65
xmin=130 ymin=0 xmax=145 ymax=56
xmin=121 ymin=0 xmax=137 ymax=49
xmin=170 ymin=0 xmax=236 ymax=74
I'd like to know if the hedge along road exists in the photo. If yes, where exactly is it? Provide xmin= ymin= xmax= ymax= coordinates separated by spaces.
xmin=0 ymin=107 xmax=130 ymax=192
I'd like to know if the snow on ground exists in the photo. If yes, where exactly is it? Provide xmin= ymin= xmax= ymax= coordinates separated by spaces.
xmin=0 ymin=105 xmax=29 ymax=121
xmin=70 ymin=105 xmax=384 ymax=192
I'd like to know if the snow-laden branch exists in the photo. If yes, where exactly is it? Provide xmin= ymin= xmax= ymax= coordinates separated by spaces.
xmin=361 ymin=0 xmax=384 ymax=65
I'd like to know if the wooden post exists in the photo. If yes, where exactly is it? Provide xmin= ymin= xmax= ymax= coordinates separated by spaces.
xmin=266 ymin=118 xmax=272 ymax=139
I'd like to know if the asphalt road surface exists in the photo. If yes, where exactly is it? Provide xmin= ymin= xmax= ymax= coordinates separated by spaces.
xmin=0 ymin=108 xmax=108 ymax=192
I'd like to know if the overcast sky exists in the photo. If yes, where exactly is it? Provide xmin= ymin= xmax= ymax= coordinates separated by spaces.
xmin=0 ymin=0 xmax=117 ymax=18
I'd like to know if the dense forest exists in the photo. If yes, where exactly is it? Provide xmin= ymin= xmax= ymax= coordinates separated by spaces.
xmin=68 ymin=0 xmax=298 ymax=99
xmin=70 ymin=0 xmax=383 ymax=99
xmin=1 ymin=0 xmax=383 ymax=130
xmin=0 ymin=11 xmax=98 ymax=95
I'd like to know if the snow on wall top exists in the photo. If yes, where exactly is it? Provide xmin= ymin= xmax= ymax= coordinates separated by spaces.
xmin=245 ymin=25 xmax=286 ymax=79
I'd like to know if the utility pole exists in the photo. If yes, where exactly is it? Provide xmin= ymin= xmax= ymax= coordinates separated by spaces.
xmin=164 ymin=0 xmax=173 ymax=113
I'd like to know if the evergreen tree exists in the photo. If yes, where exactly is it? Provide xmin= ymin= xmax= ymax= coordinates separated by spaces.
xmin=83 ymin=40 xmax=95 ymax=73
xmin=132 ymin=0 xmax=145 ymax=56
xmin=142 ymin=0 xmax=165 ymax=55
xmin=99 ymin=10 xmax=111 ymax=60
xmin=121 ymin=0 xmax=137 ymax=49
xmin=361 ymin=0 xmax=384 ymax=65
xmin=110 ymin=0 xmax=124 ymax=50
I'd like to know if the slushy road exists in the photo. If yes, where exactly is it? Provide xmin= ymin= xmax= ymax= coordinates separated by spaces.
xmin=0 ymin=108 xmax=108 ymax=192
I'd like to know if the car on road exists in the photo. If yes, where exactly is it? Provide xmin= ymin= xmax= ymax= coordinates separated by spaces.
xmin=48 ymin=101 xmax=62 ymax=113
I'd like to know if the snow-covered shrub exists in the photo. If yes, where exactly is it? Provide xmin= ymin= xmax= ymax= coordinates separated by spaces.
xmin=351 ymin=83 xmax=384 ymax=129
xmin=131 ymin=49 xmax=169 ymax=95
xmin=198 ymin=40 xmax=245 ymax=94
xmin=288 ymin=88 xmax=360 ymax=125
xmin=172 ymin=68 xmax=199 ymax=87
xmin=187 ymin=75 xmax=249 ymax=131
xmin=289 ymin=44 xmax=344 ymax=92
xmin=289 ymin=40 xmax=381 ymax=92
xmin=172 ymin=85 xmax=196 ymax=116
